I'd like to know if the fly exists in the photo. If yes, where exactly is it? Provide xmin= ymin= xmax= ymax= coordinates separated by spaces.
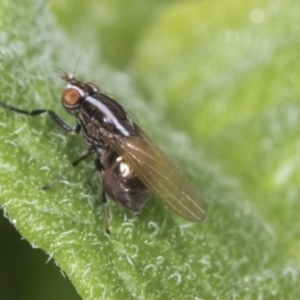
xmin=0 ymin=74 xmax=205 ymax=233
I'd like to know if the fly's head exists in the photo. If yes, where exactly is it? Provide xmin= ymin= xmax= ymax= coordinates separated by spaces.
xmin=60 ymin=73 xmax=100 ymax=115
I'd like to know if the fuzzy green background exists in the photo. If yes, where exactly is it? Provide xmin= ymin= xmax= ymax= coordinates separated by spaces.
xmin=0 ymin=0 xmax=300 ymax=299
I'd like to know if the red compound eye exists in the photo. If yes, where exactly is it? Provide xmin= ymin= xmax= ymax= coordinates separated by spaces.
xmin=61 ymin=88 xmax=81 ymax=107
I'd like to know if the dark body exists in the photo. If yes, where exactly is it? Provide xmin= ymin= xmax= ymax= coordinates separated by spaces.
xmin=100 ymin=149 xmax=151 ymax=213
xmin=68 ymin=82 xmax=152 ymax=214
xmin=0 ymin=74 xmax=205 ymax=233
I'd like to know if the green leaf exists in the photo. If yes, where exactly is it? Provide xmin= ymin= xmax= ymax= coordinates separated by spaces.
xmin=1 ymin=0 xmax=300 ymax=299
xmin=51 ymin=0 xmax=177 ymax=69
xmin=135 ymin=0 xmax=300 ymax=138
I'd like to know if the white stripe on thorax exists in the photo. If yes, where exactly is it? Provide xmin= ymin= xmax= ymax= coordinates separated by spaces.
xmin=86 ymin=95 xmax=130 ymax=136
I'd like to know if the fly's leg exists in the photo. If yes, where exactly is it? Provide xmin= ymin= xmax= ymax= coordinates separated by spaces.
xmin=42 ymin=151 xmax=93 ymax=190
xmin=101 ymin=181 xmax=110 ymax=235
xmin=95 ymin=159 xmax=110 ymax=234
xmin=0 ymin=101 xmax=81 ymax=134
xmin=85 ymin=157 xmax=104 ymax=187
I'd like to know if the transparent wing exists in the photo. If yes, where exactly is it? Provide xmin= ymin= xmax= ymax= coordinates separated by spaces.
xmin=100 ymin=126 xmax=205 ymax=222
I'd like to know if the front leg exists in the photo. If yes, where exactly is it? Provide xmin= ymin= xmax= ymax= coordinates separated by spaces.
xmin=0 ymin=100 xmax=80 ymax=134
xmin=48 ymin=110 xmax=81 ymax=134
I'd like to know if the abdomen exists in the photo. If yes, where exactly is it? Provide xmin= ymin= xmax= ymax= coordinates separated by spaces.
xmin=100 ymin=149 xmax=151 ymax=213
